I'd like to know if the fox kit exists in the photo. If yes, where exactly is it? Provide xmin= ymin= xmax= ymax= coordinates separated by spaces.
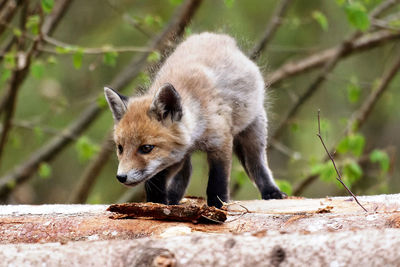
xmin=105 ymin=32 xmax=284 ymax=208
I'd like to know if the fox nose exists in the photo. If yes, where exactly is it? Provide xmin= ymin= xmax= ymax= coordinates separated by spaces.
xmin=116 ymin=174 xmax=127 ymax=183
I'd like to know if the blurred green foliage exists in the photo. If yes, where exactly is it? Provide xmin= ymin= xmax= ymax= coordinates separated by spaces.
xmin=0 ymin=0 xmax=399 ymax=204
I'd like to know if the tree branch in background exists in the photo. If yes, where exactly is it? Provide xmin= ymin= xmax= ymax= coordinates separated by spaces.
xmin=69 ymin=0 xmax=203 ymax=204
xmin=316 ymin=110 xmax=368 ymax=212
xmin=0 ymin=0 xmax=19 ymax=36
xmin=270 ymin=0 xmax=399 ymax=144
xmin=270 ymin=32 xmax=360 ymax=143
xmin=268 ymin=30 xmax=400 ymax=86
xmin=0 ymin=0 xmax=75 ymax=201
xmin=293 ymin=52 xmax=400 ymax=196
xmin=0 ymin=0 xmax=203 ymax=203
xmin=0 ymin=3 xmax=43 ymax=163
xmin=346 ymin=52 xmax=400 ymax=134
xmin=40 ymin=0 xmax=74 ymax=36
xmin=249 ymin=0 xmax=293 ymax=60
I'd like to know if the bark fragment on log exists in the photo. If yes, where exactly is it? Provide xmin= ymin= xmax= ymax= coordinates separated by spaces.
xmin=107 ymin=201 xmax=227 ymax=223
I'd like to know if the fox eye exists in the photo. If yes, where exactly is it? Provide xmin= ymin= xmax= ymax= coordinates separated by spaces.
xmin=138 ymin=144 xmax=154 ymax=154
xmin=117 ymin=144 xmax=123 ymax=154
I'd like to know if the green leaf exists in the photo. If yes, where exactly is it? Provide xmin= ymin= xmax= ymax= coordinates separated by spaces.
xmin=370 ymin=149 xmax=390 ymax=172
xmin=97 ymin=93 xmax=108 ymax=108
xmin=47 ymin=56 xmax=57 ymax=64
xmin=1 ymin=69 xmax=11 ymax=82
xmin=311 ymin=162 xmax=337 ymax=183
xmin=13 ymin=27 xmax=22 ymax=37
xmin=38 ymin=162 xmax=52 ymax=179
xmin=34 ymin=126 xmax=44 ymax=141
xmin=26 ymin=15 xmax=40 ymax=35
xmin=319 ymin=118 xmax=331 ymax=134
xmin=31 ymin=61 xmax=45 ymax=79
xmin=103 ymin=51 xmax=119 ymax=67
xmin=336 ymin=0 xmax=346 ymax=6
xmin=41 ymin=0 xmax=54 ymax=14
xmin=10 ymin=133 xmax=21 ymax=148
xmin=312 ymin=11 xmax=329 ymax=31
xmin=73 ymin=49 xmax=84 ymax=69
xmin=169 ymin=0 xmax=183 ymax=5
xmin=342 ymin=161 xmax=363 ymax=186
xmin=234 ymin=171 xmax=247 ymax=186
xmin=137 ymin=72 xmax=150 ymax=84
xmin=144 ymin=15 xmax=162 ymax=27
xmin=336 ymin=133 xmax=365 ymax=157
xmin=344 ymin=2 xmax=370 ymax=31
xmin=290 ymin=122 xmax=299 ymax=132
xmin=276 ymin=180 xmax=292 ymax=196
xmin=347 ymin=76 xmax=361 ymax=103
xmin=55 ymin=46 xmax=73 ymax=54
xmin=75 ymin=136 xmax=100 ymax=162
xmin=147 ymin=51 xmax=161 ymax=63
xmin=4 ymin=52 xmax=16 ymax=69
xmin=7 ymin=180 xmax=16 ymax=189
xmin=224 ymin=0 xmax=235 ymax=8
xmin=388 ymin=19 xmax=400 ymax=29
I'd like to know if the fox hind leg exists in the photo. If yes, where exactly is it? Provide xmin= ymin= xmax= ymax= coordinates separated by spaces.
xmin=167 ymin=156 xmax=192 ymax=205
xmin=234 ymin=114 xmax=284 ymax=200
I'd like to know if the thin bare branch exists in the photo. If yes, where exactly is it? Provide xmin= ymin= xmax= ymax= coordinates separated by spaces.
xmin=369 ymin=0 xmax=399 ymax=18
xmin=249 ymin=0 xmax=293 ymax=60
xmin=293 ymin=53 xmax=400 ymax=196
xmin=268 ymin=30 xmax=400 ymax=85
xmin=0 ymin=0 xmax=19 ymax=36
xmin=0 ymin=0 xmax=203 ymax=202
xmin=316 ymin=110 xmax=368 ymax=212
xmin=40 ymin=0 xmax=74 ymax=36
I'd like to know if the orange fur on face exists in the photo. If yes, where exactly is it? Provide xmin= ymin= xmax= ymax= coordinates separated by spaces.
xmin=114 ymin=96 xmax=187 ymax=174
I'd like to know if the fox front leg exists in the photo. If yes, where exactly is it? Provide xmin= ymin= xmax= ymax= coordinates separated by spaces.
xmin=144 ymin=169 xmax=168 ymax=204
xmin=206 ymin=145 xmax=232 ymax=209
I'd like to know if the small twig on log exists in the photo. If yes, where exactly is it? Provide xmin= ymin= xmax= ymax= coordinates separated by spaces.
xmin=107 ymin=202 xmax=227 ymax=224
xmin=316 ymin=110 xmax=368 ymax=213
xmin=249 ymin=0 xmax=293 ymax=60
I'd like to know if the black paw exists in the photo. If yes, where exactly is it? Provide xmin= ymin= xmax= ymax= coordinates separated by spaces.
xmin=207 ymin=198 xmax=224 ymax=209
xmin=262 ymin=189 xmax=287 ymax=200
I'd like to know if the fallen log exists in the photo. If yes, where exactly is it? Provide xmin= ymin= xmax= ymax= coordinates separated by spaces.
xmin=0 ymin=194 xmax=399 ymax=266
xmin=1 ymin=229 xmax=400 ymax=266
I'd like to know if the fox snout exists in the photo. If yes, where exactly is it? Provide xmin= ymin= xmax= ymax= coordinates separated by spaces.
xmin=116 ymin=168 xmax=148 ymax=186
xmin=116 ymin=174 xmax=127 ymax=183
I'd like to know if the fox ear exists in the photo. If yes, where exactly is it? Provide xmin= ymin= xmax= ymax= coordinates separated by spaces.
xmin=149 ymin=83 xmax=182 ymax=123
xmin=104 ymin=87 xmax=129 ymax=122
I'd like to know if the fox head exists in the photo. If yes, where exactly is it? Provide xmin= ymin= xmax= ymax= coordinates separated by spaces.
xmin=104 ymin=84 xmax=188 ymax=186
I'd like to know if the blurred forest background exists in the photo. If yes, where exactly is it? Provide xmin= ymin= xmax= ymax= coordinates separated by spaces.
xmin=0 ymin=0 xmax=399 ymax=204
